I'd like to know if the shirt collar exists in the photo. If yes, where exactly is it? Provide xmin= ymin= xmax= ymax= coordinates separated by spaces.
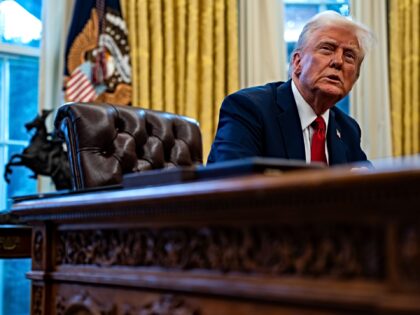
xmin=291 ymin=80 xmax=330 ymax=131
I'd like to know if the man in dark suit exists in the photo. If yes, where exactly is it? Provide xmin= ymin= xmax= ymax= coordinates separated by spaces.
xmin=208 ymin=11 xmax=374 ymax=166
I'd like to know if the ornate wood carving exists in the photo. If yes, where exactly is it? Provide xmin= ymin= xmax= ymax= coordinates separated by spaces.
xmin=33 ymin=230 xmax=43 ymax=265
xmin=122 ymin=295 xmax=200 ymax=315
xmin=56 ymin=290 xmax=116 ymax=315
xmin=399 ymin=224 xmax=420 ymax=284
xmin=140 ymin=295 xmax=200 ymax=315
xmin=56 ymin=225 xmax=384 ymax=279
xmin=32 ymin=285 xmax=43 ymax=315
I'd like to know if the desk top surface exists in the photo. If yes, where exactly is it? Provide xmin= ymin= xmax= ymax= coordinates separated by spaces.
xmin=10 ymin=161 xmax=420 ymax=222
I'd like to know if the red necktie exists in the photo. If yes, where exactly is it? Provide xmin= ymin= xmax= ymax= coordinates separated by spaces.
xmin=311 ymin=116 xmax=327 ymax=164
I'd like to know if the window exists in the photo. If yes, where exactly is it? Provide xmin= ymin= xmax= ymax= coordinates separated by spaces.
xmin=1 ymin=54 xmax=39 ymax=209
xmin=0 ymin=258 xmax=31 ymax=315
xmin=0 ymin=0 xmax=42 ymax=314
xmin=283 ymin=0 xmax=351 ymax=113
xmin=0 ymin=0 xmax=41 ymax=209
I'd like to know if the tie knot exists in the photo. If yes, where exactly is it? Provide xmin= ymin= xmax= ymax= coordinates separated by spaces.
xmin=312 ymin=116 xmax=326 ymax=132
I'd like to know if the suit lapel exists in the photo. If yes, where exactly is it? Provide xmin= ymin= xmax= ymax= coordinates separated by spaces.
xmin=275 ymin=80 xmax=306 ymax=160
xmin=327 ymin=110 xmax=348 ymax=165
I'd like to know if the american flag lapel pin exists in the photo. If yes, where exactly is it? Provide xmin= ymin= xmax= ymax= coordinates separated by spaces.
xmin=336 ymin=129 xmax=341 ymax=139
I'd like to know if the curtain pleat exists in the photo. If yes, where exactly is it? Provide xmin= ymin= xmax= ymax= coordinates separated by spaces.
xmin=349 ymin=0 xmax=392 ymax=159
xmin=238 ymin=0 xmax=286 ymax=88
xmin=150 ymin=0 xmax=164 ymax=110
xmin=389 ymin=0 xmax=420 ymax=156
xmin=139 ymin=0 xmax=151 ymax=108
xmin=175 ymin=0 xmax=187 ymax=115
xmin=412 ymin=2 xmax=420 ymax=153
xmin=120 ymin=0 xmax=239 ymax=159
xmin=227 ymin=0 xmax=239 ymax=94
xmin=185 ymin=0 xmax=199 ymax=119
xmin=403 ymin=0 xmax=412 ymax=153
xmin=213 ymin=0 xmax=226 ymax=138
xmin=200 ymin=0 xmax=215 ymax=143
xmin=164 ymin=0 xmax=176 ymax=113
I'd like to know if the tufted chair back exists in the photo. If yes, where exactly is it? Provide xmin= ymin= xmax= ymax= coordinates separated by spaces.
xmin=54 ymin=103 xmax=203 ymax=190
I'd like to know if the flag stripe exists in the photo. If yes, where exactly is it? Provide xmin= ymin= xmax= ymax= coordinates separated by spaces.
xmin=66 ymin=71 xmax=85 ymax=93
xmin=66 ymin=73 xmax=89 ymax=96
xmin=77 ymin=84 xmax=96 ymax=101
xmin=81 ymin=89 xmax=97 ymax=102
xmin=65 ymin=66 xmax=98 ymax=102
xmin=67 ymin=79 xmax=93 ymax=100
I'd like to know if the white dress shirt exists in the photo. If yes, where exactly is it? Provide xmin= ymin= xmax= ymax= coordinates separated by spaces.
xmin=291 ymin=80 xmax=330 ymax=164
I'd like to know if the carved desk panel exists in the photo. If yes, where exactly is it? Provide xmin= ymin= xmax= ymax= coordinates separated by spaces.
xmin=12 ymin=167 xmax=420 ymax=314
xmin=0 ymin=224 xmax=31 ymax=258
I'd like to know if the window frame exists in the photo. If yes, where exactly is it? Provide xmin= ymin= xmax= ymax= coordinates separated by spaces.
xmin=0 ymin=43 xmax=40 ymax=211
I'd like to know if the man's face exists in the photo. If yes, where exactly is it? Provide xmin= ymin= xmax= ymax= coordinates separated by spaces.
xmin=292 ymin=25 xmax=362 ymax=109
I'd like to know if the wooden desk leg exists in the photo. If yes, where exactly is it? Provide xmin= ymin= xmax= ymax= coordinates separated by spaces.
xmin=31 ymin=282 xmax=44 ymax=315
xmin=30 ymin=224 xmax=53 ymax=315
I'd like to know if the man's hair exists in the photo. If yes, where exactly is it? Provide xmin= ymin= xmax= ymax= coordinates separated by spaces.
xmin=288 ymin=10 xmax=375 ymax=77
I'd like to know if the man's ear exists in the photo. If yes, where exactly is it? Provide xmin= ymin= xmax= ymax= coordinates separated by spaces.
xmin=355 ymin=57 xmax=364 ymax=79
xmin=292 ymin=51 xmax=302 ymax=76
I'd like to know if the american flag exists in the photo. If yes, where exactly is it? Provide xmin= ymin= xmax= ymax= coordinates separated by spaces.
xmin=65 ymin=63 xmax=97 ymax=102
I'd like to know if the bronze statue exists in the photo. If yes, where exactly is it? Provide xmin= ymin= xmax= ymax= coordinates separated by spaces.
xmin=4 ymin=110 xmax=71 ymax=190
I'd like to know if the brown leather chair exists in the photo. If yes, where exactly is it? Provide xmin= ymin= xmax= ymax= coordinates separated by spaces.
xmin=54 ymin=103 xmax=203 ymax=190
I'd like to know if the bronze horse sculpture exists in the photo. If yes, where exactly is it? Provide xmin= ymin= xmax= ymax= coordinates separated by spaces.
xmin=4 ymin=110 xmax=71 ymax=190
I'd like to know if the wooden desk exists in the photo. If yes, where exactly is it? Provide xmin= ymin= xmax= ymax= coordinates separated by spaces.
xmin=12 ymin=167 xmax=420 ymax=315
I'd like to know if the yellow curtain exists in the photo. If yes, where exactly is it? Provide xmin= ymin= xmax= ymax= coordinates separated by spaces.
xmin=121 ymin=0 xmax=239 ymax=160
xmin=389 ymin=0 xmax=420 ymax=156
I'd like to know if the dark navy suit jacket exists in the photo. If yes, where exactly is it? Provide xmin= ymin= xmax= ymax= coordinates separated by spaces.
xmin=207 ymin=80 xmax=368 ymax=165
